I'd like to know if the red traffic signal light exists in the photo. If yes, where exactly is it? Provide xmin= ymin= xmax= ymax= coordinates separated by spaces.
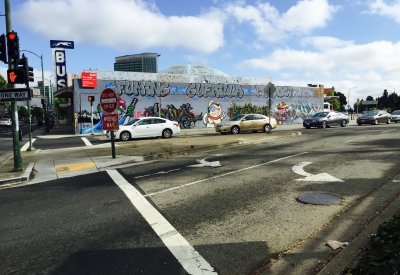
xmin=7 ymin=68 xmax=25 ymax=84
xmin=6 ymin=31 xmax=20 ymax=63
xmin=88 ymin=96 xmax=95 ymax=102
xmin=7 ymin=32 xmax=16 ymax=40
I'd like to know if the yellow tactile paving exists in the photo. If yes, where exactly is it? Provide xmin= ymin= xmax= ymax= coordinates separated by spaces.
xmin=55 ymin=161 xmax=96 ymax=175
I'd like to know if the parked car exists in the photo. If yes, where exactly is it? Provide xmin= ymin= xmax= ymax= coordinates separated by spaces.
xmin=215 ymin=114 xmax=277 ymax=134
xmin=391 ymin=110 xmax=400 ymax=123
xmin=106 ymin=117 xmax=180 ymax=141
xmin=357 ymin=110 xmax=391 ymax=125
xmin=303 ymin=111 xmax=349 ymax=129
xmin=0 ymin=118 xmax=12 ymax=127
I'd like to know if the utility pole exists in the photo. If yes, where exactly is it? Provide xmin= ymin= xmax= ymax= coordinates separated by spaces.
xmin=4 ymin=0 xmax=22 ymax=171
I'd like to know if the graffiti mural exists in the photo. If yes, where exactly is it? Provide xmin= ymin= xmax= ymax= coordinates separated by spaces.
xmin=203 ymin=100 xmax=226 ymax=127
xmin=75 ymin=79 xmax=324 ymax=134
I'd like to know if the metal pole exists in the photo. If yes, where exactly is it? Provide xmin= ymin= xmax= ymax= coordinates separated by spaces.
xmin=5 ymin=0 xmax=22 ymax=171
xmin=27 ymin=100 xmax=35 ymax=151
xmin=41 ymin=55 xmax=48 ymax=133
xmin=91 ymin=101 xmax=94 ymax=135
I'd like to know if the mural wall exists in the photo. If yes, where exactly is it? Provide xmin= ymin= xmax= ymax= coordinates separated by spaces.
xmin=74 ymin=79 xmax=324 ymax=134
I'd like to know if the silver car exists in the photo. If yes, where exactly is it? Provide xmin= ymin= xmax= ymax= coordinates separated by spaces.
xmin=215 ymin=114 xmax=277 ymax=134
xmin=357 ymin=110 xmax=391 ymax=125
xmin=0 ymin=118 xmax=11 ymax=127
xmin=391 ymin=110 xmax=400 ymax=123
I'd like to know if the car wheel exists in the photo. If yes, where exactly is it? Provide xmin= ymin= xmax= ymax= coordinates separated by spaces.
xmin=396 ymin=121 xmax=398 ymax=123
xmin=120 ymin=131 xmax=131 ymax=141
xmin=374 ymin=119 xmax=379 ymax=125
xmin=357 ymin=123 xmax=362 ymax=125
xmin=231 ymin=126 xmax=240 ymax=134
xmin=387 ymin=118 xmax=391 ymax=124
xmin=263 ymin=124 xmax=272 ymax=133
xmin=341 ymin=120 xmax=347 ymax=127
xmin=162 ymin=129 xmax=172 ymax=138
xmin=321 ymin=121 xmax=327 ymax=128
xmin=305 ymin=126 xmax=310 ymax=129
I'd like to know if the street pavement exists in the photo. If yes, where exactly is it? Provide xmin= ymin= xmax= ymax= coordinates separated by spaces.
xmin=0 ymin=119 xmax=399 ymax=274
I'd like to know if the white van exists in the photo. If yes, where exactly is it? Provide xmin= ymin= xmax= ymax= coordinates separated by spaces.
xmin=323 ymin=103 xmax=333 ymax=112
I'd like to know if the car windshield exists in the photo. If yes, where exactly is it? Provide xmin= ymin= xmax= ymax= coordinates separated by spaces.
xmin=312 ymin=112 xmax=329 ymax=118
xmin=122 ymin=117 xmax=139 ymax=125
xmin=364 ymin=110 xmax=379 ymax=116
xmin=392 ymin=111 xmax=400 ymax=115
xmin=230 ymin=115 xmax=246 ymax=121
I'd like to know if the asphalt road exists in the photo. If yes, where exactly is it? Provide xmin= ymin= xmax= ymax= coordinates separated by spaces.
xmin=1 ymin=123 xmax=400 ymax=274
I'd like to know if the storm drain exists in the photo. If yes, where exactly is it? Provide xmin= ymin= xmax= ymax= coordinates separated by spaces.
xmin=297 ymin=194 xmax=340 ymax=205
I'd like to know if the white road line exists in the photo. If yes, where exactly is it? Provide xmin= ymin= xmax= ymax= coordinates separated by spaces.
xmin=20 ymin=139 xmax=36 ymax=151
xmin=382 ymin=129 xmax=396 ymax=133
xmin=393 ymin=180 xmax=400 ymax=182
xmin=145 ymin=152 xmax=308 ymax=197
xmin=344 ymin=137 xmax=365 ymax=143
xmin=81 ymin=137 xmax=92 ymax=146
xmin=107 ymin=170 xmax=217 ymax=275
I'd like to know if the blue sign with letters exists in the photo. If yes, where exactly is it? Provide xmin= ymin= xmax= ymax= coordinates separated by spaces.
xmin=50 ymin=40 xmax=74 ymax=49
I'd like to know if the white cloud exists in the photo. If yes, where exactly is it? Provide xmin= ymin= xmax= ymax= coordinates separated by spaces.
xmin=367 ymin=0 xmax=400 ymax=23
xmin=226 ymin=0 xmax=339 ymax=43
xmin=14 ymin=0 xmax=226 ymax=53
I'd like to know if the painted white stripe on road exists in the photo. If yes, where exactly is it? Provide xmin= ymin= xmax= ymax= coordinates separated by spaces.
xmin=20 ymin=139 xmax=36 ymax=151
xmin=382 ymin=129 xmax=396 ymax=134
xmin=107 ymin=170 xmax=217 ymax=275
xmin=81 ymin=137 xmax=92 ymax=146
xmin=145 ymin=152 xmax=308 ymax=197
xmin=344 ymin=137 xmax=365 ymax=143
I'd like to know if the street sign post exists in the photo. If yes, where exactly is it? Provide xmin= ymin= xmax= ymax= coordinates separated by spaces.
xmin=100 ymin=88 xmax=118 ymax=158
xmin=0 ymin=88 xmax=32 ymax=102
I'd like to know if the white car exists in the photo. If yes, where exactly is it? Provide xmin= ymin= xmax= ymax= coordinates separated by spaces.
xmin=0 ymin=118 xmax=12 ymax=127
xmin=106 ymin=117 xmax=180 ymax=141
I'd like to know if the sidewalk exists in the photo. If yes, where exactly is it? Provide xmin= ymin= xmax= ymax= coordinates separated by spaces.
xmin=0 ymin=119 xmax=397 ymax=275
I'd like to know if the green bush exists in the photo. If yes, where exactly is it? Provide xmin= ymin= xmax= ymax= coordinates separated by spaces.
xmin=345 ymin=214 xmax=400 ymax=274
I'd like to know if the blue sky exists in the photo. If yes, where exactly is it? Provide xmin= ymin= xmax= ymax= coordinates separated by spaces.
xmin=1 ymin=0 xmax=400 ymax=107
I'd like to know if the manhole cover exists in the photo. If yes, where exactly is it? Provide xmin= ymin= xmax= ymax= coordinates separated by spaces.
xmin=297 ymin=194 xmax=340 ymax=205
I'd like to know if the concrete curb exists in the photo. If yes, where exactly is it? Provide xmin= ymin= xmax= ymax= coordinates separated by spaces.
xmin=0 ymin=162 xmax=34 ymax=186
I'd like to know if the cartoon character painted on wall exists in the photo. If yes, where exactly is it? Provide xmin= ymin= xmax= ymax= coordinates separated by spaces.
xmin=203 ymin=100 xmax=226 ymax=127
xmin=276 ymin=102 xmax=289 ymax=124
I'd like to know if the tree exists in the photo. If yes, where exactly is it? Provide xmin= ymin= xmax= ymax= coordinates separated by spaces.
xmin=31 ymin=106 xmax=43 ymax=120
xmin=18 ymin=106 xmax=28 ymax=118
xmin=0 ymin=74 xmax=9 ymax=118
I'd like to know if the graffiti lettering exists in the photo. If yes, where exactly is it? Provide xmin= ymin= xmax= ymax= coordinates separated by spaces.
xmin=186 ymin=83 xmax=244 ymax=98
xmin=115 ymin=80 xmax=170 ymax=97
xmin=273 ymin=86 xmax=311 ymax=98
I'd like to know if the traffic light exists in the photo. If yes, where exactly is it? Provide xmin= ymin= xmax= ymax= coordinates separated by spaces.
xmin=21 ymin=55 xmax=34 ymax=86
xmin=0 ymin=34 xmax=7 ymax=63
xmin=6 ymin=31 xmax=19 ymax=65
xmin=7 ymin=67 xmax=25 ymax=84
xmin=88 ymin=96 xmax=95 ymax=105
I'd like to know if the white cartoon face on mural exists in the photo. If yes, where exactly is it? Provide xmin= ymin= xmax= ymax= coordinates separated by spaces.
xmin=203 ymin=100 xmax=226 ymax=127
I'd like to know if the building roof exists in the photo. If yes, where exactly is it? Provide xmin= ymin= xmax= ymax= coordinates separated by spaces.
xmin=160 ymin=64 xmax=230 ymax=77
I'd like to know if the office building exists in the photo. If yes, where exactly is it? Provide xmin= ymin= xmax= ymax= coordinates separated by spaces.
xmin=114 ymin=53 xmax=160 ymax=73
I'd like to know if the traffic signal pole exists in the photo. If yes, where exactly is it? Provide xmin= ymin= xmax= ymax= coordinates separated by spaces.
xmin=4 ymin=0 xmax=22 ymax=171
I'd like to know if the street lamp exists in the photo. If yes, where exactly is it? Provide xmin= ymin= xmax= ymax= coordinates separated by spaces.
xmin=348 ymin=87 xmax=357 ymax=110
xmin=387 ymin=86 xmax=395 ymax=105
xmin=20 ymin=50 xmax=47 ymax=135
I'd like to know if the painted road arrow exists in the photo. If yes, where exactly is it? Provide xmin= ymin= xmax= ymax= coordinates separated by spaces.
xmin=188 ymin=159 xmax=221 ymax=167
xmin=292 ymin=162 xmax=344 ymax=182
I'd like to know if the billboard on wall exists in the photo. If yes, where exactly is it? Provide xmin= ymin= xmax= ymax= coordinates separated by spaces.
xmin=82 ymin=72 xmax=97 ymax=88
